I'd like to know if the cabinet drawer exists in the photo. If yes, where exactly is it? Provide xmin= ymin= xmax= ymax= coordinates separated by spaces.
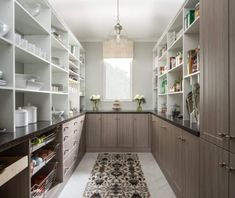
xmin=63 ymin=151 xmax=76 ymax=176
xmin=62 ymin=122 xmax=72 ymax=139
xmin=63 ymin=138 xmax=73 ymax=158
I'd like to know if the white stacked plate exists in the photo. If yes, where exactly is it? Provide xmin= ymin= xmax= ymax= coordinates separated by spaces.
xmin=0 ymin=79 xmax=7 ymax=86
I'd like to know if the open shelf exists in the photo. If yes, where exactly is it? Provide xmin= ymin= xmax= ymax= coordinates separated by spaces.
xmin=51 ymin=36 xmax=68 ymax=51
xmin=168 ymin=34 xmax=183 ymax=51
xmin=184 ymin=71 xmax=200 ymax=78
xmin=15 ymin=45 xmax=50 ymax=64
xmin=15 ymin=1 xmax=49 ymax=35
xmin=168 ymin=63 xmax=183 ymax=73
xmin=0 ymin=36 xmax=13 ymax=45
xmin=184 ymin=17 xmax=200 ymax=34
xmin=51 ymin=63 xmax=68 ymax=73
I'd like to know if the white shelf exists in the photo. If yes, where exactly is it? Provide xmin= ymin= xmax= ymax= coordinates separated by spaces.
xmin=69 ymin=52 xmax=79 ymax=62
xmin=15 ymin=45 xmax=50 ymax=64
xmin=158 ymin=52 xmax=167 ymax=62
xmin=168 ymin=34 xmax=183 ymax=51
xmin=15 ymin=1 xmax=49 ymax=35
xmin=159 ymin=73 xmax=167 ymax=79
xmin=51 ymin=36 xmax=68 ymax=51
xmin=51 ymin=63 xmax=68 ymax=73
xmin=0 ymin=86 xmax=14 ymax=91
xmin=51 ymin=91 xmax=68 ymax=95
xmin=184 ymin=17 xmax=200 ymax=34
xmin=158 ymin=93 xmax=167 ymax=96
xmin=168 ymin=63 xmax=183 ymax=73
xmin=69 ymin=79 xmax=79 ymax=84
xmin=0 ymin=36 xmax=13 ymax=45
xmin=15 ymin=88 xmax=50 ymax=94
xmin=184 ymin=71 xmax=200 ymax=78
xmin=69 ymin=70 xmax=79 ymax=76
xmin=168 ymin=91 xmax=183 ymax=95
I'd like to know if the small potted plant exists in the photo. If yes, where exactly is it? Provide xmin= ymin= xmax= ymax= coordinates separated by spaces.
xmin=133 ymin=94 xmax=146 ymax=111
xmin=90 ymin=94 xmax=101 ymax=111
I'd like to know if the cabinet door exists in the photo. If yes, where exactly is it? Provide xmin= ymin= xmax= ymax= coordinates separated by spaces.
xmin=200 ymin=0 xmax=229 ymax=149
xmin=133 ymin=114 xmax=149 ymax=149
xmin=151 ymin=116 xmax=160 ymax=159
xmin=229 ymin=153 xmax=235 ymax=198
xmin=200 ymin=139 xmax=229 ymax=198
xmin=86 ymin=114 xmax=101 ymax=148
xmin=101 ymin=114 xmax=118 ymax=148
xmin=182 ymin=131 xmax=199 ymax=198
xmin=230 ymin=0 xmax=235 ymax=154
xmin=117 ymin=114 xmax=133 ymax=148
xmin=172 ymin=126 xmax=183 ymax=197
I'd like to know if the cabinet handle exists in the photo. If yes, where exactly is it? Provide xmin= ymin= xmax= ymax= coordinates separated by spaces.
xmin=64 ymin=136 xmax=69 ymax=141
xmin=64 ymin=149 xmax=69 ymax=155
xmin=226 ymin=166 xmax=235 ymax=172
xmin=219 ymin=162 xmax=227 ymax=168
xmin=74 ymin=122 xmax=78 ymax=125
xmin=178 ymin=136 xmax=182 ymax=140
xmin=181 ymin=137 xmax=186 ymax=142
xmin=161 ymin=126 xmax=166 ymax=129
xmin=217 ymin=133 xmax=228 ymax=138
xmin=74 ymin=129 xmax=78 ymax=134
xmin=64 ymin=127 xmax=69 ymax=131
xmin=225 ymin=135 xmax=235 ymax=140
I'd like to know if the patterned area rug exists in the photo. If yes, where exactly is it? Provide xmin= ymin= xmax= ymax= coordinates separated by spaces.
xmin=83 ymin=153 xmax=151 ymax=198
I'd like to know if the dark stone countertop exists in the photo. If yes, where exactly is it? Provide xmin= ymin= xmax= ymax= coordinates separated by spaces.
xmin=151 ymin=111 xmax=200 ymax=137
xmin=0 ymin=112 xmax=86 ymax=152
xmin=0 ymin=110 xmax=200 ymax=152
xmin=87 ymin=110 xmax=200 ymax=137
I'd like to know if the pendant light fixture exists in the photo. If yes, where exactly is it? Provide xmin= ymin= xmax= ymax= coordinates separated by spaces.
xmin=103 ymin=0 xmax=133 ymax=59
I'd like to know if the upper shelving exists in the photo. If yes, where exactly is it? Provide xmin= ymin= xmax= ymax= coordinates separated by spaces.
xmin=184 ymin=17 xmax=200 ymax=34
xmin=15 ymin=1 xmax=50 ymax=35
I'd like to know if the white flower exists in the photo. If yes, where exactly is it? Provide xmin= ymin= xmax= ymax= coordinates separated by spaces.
xmin=134 ymin=94 xmax=140 ymax=100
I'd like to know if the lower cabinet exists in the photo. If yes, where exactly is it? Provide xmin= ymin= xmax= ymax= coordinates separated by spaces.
xmin=117 ymin=114 xmax=134 ymax=148
xmin=151 ymin=116 xmax=199 ymax=198
xmin=200 ymin=139 xmax=229 ymax=198
xmin=133 ymin=114 xmax=150 ymax=149
xmin=101 ymin=114 xmax=118 ymax=148
xmin=86 ymin=114 xmax=102 ymax=149
xmin=86 ymin=113 xmax=150 ymax=151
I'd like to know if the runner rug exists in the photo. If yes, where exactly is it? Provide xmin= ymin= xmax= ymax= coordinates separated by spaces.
xmin=83 ymin=153 xmax=151 ymax=198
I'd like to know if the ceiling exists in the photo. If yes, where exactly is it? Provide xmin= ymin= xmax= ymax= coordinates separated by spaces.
xmin=49 ymin=0 xmax=185 ymax=42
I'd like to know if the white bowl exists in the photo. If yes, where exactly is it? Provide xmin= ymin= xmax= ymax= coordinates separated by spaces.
xmin=26 ymin=80 xmax=44 ymax=90
xmin=0 ymin=22 xmax=10 ymax=37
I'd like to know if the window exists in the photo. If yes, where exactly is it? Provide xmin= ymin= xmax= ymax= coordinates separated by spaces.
xmin=103 ymin=58 xmax=132 ymax=100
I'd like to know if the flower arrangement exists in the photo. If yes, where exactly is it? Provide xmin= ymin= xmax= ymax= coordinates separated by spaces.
xmin=133 ymin=94 xmax=146 ymax=111
xmin=90 ymin=94 xmax=101 ymax=111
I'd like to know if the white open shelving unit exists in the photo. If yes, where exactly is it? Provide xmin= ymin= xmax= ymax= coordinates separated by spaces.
xmin=0 ymin=0 xmax=85 ymax=132
xmin=152 ymin=0 xmax=200 ymax=123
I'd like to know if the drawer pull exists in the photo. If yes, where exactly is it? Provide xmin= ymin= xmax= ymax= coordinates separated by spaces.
xmin=217 ymin=133 xmax=227 ymax=138
xmin=181 ymin=137 xmax=186 ymax=142
xmin=64 ymin=127 xmax=69 ymax=131
xmin=161 ymin=126 xmax=166 ymax=129
xmin=74 ymin=129 xmax=78 ymax=134
xmin=64 ymin=136 xmax=69 ymax=141
xmin=219 ymin=162 xmax=227 ymax=168
xmin=64 ymin=149 xmax=69 ymax=155
xmin=226 ymin=166 xmax=235 ymax=172
xmin=178 ymin=136 xmax=182 ymax=140
xmin=74 ymin=122 xmax=78 ymax=125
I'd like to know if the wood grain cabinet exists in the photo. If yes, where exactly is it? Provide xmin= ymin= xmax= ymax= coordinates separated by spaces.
xmin=101 ymin=114 xmax=118 ymax=148
xmin=230 ymin=0 xmax=235 ymax=154
xmin=200 ymin=0 xmax=229 ymax=150
xmin=200 ymin=139 xmax=229 ymax=198
xmin=151 ymin=116 xmax=199 ymax=198
xmin=117 ymin=114 xmax=134 ymax=148
xmin=86 ymin=114 xmax=102 ymax=149
xmin=133 ymin=114 xmax=150 ymax=150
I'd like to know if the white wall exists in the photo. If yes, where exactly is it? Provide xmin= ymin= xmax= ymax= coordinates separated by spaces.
xmin=82 ymin=42 xmax=154 ymax=110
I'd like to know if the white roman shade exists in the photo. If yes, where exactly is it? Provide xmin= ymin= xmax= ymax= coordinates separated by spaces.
xmin=103 ymin=39 xmax=134 ymax=59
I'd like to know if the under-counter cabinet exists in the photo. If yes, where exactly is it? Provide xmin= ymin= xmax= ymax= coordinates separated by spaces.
xmin=151 ymin=116 xmax=199 ymax=198
xmin=117 ymin=114 xmax=134 ymax=148
xmin=200 ymin=0 xmax=229 ymax=150
xmin=86 ymin=114 xmax=102 ymax=149
xmin=230 ymin=0 xmax=235 ymax=154
xmin=86 ymin=113 xmax=150 ymax=151
xmin=133 ymin=114 xmax=150 ymax=150
xmin=101 ymin=114 xmax=118 ymax=148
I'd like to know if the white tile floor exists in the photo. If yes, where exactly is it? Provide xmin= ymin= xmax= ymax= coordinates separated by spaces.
xmin=58 ymin=153 xmax=176 ymax=198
